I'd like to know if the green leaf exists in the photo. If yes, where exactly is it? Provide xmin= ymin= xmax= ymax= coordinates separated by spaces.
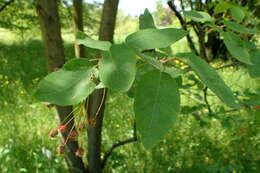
xmin=229 ymin=5 xmax=245 ymax=22
xmin=76 ymin=32 xmax=111 ymax=51
xmin=136 ymin=52 xmax=164 ymax=71
xmin=63 ymin=58 xmax=96 ymax=71
xmin=223 ymin=32 xmax=252 ymax=65
xmin=176 ymin=53 xmax=240 ymax=109
xmin=247 ymin=49 xmax=260 ymax=78
xmin=139 ymin=8 xmax=156 ymax=30
xmin=99 ymin=44 xmax=137 ymax=92
xmin=126 ymin=28 xmax=187 ymax=50
xmin=35 ymin=68 xmax=97 ymax=106
xmin=214 ymin=2 xmax=229 ymax=14
xmin=183 ymin=10 xmax=214 ymax=23
xmin=164 ymin=67 xmax=183 ymax=79
xmin=224 ymin=21 xmax=260 ymax=34
xmin=134 ymin=70 xmax=180 ymax=148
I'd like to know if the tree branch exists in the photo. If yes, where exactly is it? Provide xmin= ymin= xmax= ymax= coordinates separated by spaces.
xmin=101 ymin=122 xmax=137 ymax=169
xmin=167 ymin=0 xmax=199 ymax=55
xmin=216 ymin=61 xmax=241 ymax=70
xmin=0 ymin=0 xmax=15 ymax=13
xmin=203 ymin=87 xmax=213 ymax=116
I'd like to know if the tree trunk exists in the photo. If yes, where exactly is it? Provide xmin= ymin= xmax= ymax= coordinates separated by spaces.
xmin=98 ymin=0 xmax=119 ymax=42
xmin=87 ymin=1 xmax=119 ymax=173
xmin=36 ymin=0 xmax=85 ymax=172
xmin=73 ymin=0 xmax=85 ymax=58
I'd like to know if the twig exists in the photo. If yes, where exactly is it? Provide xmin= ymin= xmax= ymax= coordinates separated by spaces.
xmin=101 ymin=122 xmax=137 ymax=169
xmin=216 ymin=61 xmax=241 ymax=70
xmin=0 ymin=0 xmax=15 ymax=13
xmin=203 ymin=87 xmax=213 ymax=116
xmin=167 ymin=0 xmax=199 ymax=55
xmin=215 ymin=109 xmax=239 ymax=115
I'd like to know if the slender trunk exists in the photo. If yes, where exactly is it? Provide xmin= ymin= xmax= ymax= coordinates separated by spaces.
xmin=87 ymin=1 xmax=119 ymax=173
xmin=36 ymin=1 xmax=85 ymax=172
xmin=73 ymin=0 xmax=85 ymax=58
xmin=98 ymin=0 xmax=119 ymax=42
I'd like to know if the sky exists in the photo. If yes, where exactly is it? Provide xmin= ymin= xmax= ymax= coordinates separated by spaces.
xmin=85 ymin=0 xmax=166 ymax=16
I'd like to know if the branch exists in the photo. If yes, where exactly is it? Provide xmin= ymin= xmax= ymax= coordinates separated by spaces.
xmin=167 ymin=0 xmax=199 ymax=55
xmin=203 ymin=87 xmax=213 ymax=116
xmin=0 ymin=0 xmax=15 ymax=13
xmin=101 ymin=122 xmax=137 ymax=169
xmin=216 ymin=61 xmax=241 ymax=70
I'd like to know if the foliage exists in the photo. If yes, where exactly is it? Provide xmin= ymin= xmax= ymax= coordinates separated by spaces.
xmin=35 ymin=7 xmax=260 ymax=150
xmin=1 ymin=1 xmax=260 ymax=172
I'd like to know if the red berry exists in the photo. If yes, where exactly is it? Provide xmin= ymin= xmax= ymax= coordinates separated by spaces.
xmin=69 ymin=130 xmax=78 ymax=141
xmin=57 ymin=145 xmax=65 ymax=154
xmin=75 ymin=148 xmax=84 ymax=157
xmin=58 ymin=125 xmax=66 ymax=132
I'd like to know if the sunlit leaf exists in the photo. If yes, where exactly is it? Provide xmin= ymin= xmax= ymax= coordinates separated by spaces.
xmin=126 ymin=28 xmax=187 ymax=50
xmin=99 ymin=44 xmax=136 ymax=92
xmin=214 ymin=2 xmax=229 ymax=14
xmin=139 ymin=8 xmax=156 ymax=30
xmin=76 ymin=32 xmax=111 ymax=51
xmin=35 ymin=68 xmax=97 ymax=106
xmin=183 ymin=10 xmax=214 ymax=23
xmin=176 ymin=53 xmax=240 ymax=109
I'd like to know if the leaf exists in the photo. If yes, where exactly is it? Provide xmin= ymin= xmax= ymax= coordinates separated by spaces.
xmin=139 ymin=8 xmax=156 ymax=30
xmin=35 ymin=68 xmax=97 ymax=106
xmin=134 ymin=70 xmax=180 ymax=148
xmin=176 ymin=53 xmax=240 ymax=109
xmin=76 ymin=32 xmax=111 ymax=51
xmin=214 ymin=2 xmax=229 ymax=14
xmin=136 ymin=52 xmax=164 ymax=71
xmin=229 ymin=5 xmax=245 ymax=22
xmin=99 ymin=44 xmax=136 ymax=92
xmin=247 ymin=49 xmax=260 ymax=78
xmin=224 ymin=21 xmax=260 ymax=34
xmin=183 ymin=10 xmax=214 ymax=23
xmin=126 ymin=28 xmax=187 ymax=50
xmin=164 ymin=67 xmax=183 ymax=79
xmin=63 ymin=58 xmax=96 ymax=71
xmin=223 ymin=32 xmax=252 ymax=65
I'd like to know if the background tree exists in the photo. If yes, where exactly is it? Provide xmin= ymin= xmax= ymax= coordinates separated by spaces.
xmin=72 ymin=0 xmax=85 ymax=58
xmin=36 ymin=0 xmax=85 ymax=172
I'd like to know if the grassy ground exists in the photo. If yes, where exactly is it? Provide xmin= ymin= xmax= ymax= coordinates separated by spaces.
xmin=0 ymin=29 xmax=259 ymax=173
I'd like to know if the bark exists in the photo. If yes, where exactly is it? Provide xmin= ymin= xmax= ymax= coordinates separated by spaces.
xmin=73 ymin=0 xmax=85 ymax=58
xmin=98 ymin=0 xmax=119 ymax=42
xmin=86 ymin=0 xmax=119 ymax=173
xmin=36 ymin=0 xmax=85 ymax=172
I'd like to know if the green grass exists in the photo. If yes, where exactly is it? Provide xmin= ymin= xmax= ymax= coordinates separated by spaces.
xmin=0 ymin=29 xmax=259 ymax=173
